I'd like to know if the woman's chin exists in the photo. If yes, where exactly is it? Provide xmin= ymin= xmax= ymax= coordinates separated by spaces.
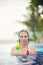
xmin=20 ymin=41 xmax=26 ymax=45
xmin=22 ymin=42 xmax=26 ymax=45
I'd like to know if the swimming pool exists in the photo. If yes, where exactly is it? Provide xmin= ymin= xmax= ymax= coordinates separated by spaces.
xmin=0 ymin=43 xmax=43 ymax=65
xmin=30 ymin=43 xmax=43 ymax=65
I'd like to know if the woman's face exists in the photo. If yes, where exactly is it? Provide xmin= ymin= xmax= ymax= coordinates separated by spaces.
xmin=19 ymin=31 xmax=29 ymax=45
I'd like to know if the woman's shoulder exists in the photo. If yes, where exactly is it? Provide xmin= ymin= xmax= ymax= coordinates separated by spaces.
xmin=28 ymin=46 xmax=36 ymax=55
xmin=28 ymin=46 xmax=35 ymax=50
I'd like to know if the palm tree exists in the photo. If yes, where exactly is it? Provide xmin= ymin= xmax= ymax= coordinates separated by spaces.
xmin=15 ymin=0 xmax=43 ymax=41
xmin=20 ymin=0 xmax=43 ymax=41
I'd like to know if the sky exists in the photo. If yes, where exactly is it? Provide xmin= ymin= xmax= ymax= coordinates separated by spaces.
xmin=0 ymin=0 xmax=29 ymax=40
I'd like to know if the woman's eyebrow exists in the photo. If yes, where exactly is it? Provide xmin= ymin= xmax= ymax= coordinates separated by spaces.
xmin=20 ymin=35 xmax=28 ymax=37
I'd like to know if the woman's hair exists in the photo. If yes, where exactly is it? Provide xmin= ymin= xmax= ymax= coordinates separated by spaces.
xmin=18 ymin=29 xmax=29 ymax=37
xmin=18 ymin=29 xmax=29 ymax=42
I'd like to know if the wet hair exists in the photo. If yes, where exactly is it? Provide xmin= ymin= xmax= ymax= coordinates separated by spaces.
xmin=18 ymin=29 xmax=29 ymax=42
xmin=18 ymin=29 xmax=29 ymax=37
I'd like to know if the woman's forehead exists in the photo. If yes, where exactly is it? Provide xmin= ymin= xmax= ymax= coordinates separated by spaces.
xmin=19 ymin=31 xmax=28 ymax=36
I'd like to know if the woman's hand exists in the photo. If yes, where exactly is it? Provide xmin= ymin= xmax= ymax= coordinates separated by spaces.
xmin=11 ymin=47 xmax=18 ymax=56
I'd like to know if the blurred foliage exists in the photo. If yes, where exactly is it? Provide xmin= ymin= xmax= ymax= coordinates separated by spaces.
xmin=30 ymin=0 xmax=43 ymax=7
xmin=19 ymin=0 xmax=43 ymax=42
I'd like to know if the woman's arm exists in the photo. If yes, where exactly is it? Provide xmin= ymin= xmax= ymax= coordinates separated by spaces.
xmin=11 ymin=47 xmax=27 ymax=56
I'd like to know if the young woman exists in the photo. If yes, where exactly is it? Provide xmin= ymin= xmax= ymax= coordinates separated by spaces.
xmin=11 ymin=29 xmax=35 ymax=58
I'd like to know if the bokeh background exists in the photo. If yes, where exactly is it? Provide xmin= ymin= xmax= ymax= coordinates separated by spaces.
xmin=0 ymin=0 xmax=43 ymax=65
xmin=0 ymin=0 xmax=43 ymax=43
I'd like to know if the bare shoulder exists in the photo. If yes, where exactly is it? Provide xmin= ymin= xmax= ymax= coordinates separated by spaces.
xmin=28 ymin=46 xmax=36 ymax=55
xmin=29 ymin=46 xmax=35 ymax=50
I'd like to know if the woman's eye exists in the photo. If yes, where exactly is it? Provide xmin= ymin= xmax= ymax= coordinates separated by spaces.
xmin=24 ymin=36 xmax=27 ymax=37
xmin=20 ymin=36 xmax=27 ymax=38
xmin=20 ymin=36 xmax=23 ymax=38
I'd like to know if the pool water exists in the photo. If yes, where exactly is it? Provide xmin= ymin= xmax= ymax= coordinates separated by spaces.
xmin=30 ymin=43 xmax=43 ymax=65
xmin=34 ymin=44 xmax=43 ymax=52
xmin=0 ymin=43 xmax=43 ymax=65
xmin=0 ymin=43 xmax=35 ymax=65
